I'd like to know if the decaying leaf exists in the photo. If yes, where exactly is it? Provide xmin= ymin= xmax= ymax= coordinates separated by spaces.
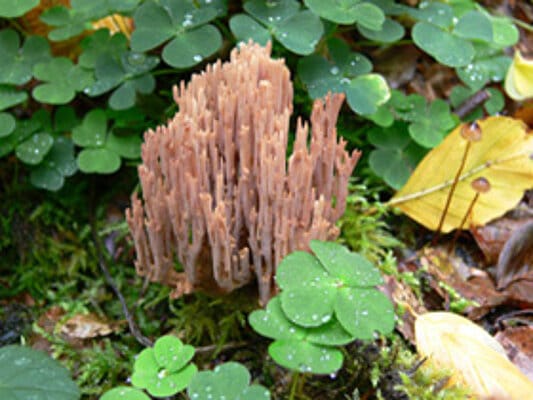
xmin=389 ymin=117 xmax=533 ymax=233
xmin=416 ymin=312 xmax=533 ymax=399
xmin=505 ymin=50 xmax=533 ymax=101
xmin=496 ymin=221 xmax=533 ymax=289
xmin=60 ymin=313 xmax=117 ymax=339
xmin=495 ymin=326 xmax=533 ymax=382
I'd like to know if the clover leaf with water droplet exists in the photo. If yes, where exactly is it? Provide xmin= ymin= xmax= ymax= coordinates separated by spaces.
xmin=230 ymin=0 xmax=323 ymax=56
xmin=0 ymin=112 xmax=16 ymax=138
xmin=274 ymin=241 xmax=394 ymax=339
xmin=304 ymin=0 xmax=385 ymax=31
xmin=85 ymin=48 xmax=158 ymax=110
xmin=0 ymin=29 xmax=51 ymax=86
xmin=0 ymin=85 xmax=28 ymax=111
xmin=131 ymin=335 xmax=197 ymax=397
xmin=32 ymin=57 xmax=93 ymax=105
xmin=130 ymin=0 xmax=221 ymax=68
xmin=73 ymin=109 xmax=141 ymax=173
xmin=187 ymin=362 xmax=270 ymax=400
xmin=101 ymin=386 xmax=150 ymax=400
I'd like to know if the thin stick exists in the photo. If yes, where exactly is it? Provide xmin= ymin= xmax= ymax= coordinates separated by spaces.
xmin=453 ymin=90 xmax=490 ymax=119
xmin=89 ymin=183 xmax=153 ymax=347
xmin=432 ymin=141 xmax=471 ymax=244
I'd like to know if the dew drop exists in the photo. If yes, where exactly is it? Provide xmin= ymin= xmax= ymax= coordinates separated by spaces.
xmin=193 ymin=54 xmax=202 ymax=62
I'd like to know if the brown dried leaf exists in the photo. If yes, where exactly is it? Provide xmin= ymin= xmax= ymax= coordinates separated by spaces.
xmin=495 ymin=326 xmax=533 ymax=382
xmin=60 ymin=313 xmax=117 ymax=339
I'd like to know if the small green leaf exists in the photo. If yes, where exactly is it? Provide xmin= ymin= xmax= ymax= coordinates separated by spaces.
xmin=0 ymin=345 xmax=80 ymax=400
xmin=0 ymin=29 xmax=51 ymax=85
xmin=303 ymin=0 xmax=361 ymax=25
xmin=456 ymin=55 xmax=511 ymax=91
xmin=335 ymin=287 xmax=395 ymax=339
xmin=0 ymin=0 xmax=38 ymax=17
xmin=106 ymin=131 xmax=141 ymax=159
xmin=408 ymin=2 xmax=453 ymax=28
xmin=72 ymin=109 xmax=108 ymax=147
xmin=162 ymin=25 xmax=222 ymax=68
xmin=30 ymin=136 xmax=77 ymax=191
xmin=275 ymin=251 xmax=329 ymax=291
xmin=109 ymin=82 xmax=136 ymax=110
xmin=309 ymin=240 xmax=383 ymax=287
xmin=408 ymin=99 xmax=456 ymax=148
xmin=491 ymin=16 xmax=519 ymax=47
xmin=244 ymin=0 xmax=299 ymax=24
xmin=280 ymin=286 xmax=336 ymax=327
xmin=305 ymin=318 xmax=356 ymax=346
xmin=273 ymin=10 xmax=323 ymax=55
xmin=453 ymin=10 xmax=493 ymax=42
xmin=154 ymin=336 xmax=195 ymax=374
xmin=30 ymin=165 xmax=64 ymax=191
xmin=268 ymin=339 xmax=343 ymax=374
xmin=230 ymin=14 xmax=271 ymax=46
xmin=0 ymin=112 xmax=16 ymax=138
xmin=187 ymin=362 xmax=269 ymax=400
xmin=79 ymin=29 xmax=128 ymax=69
xmin=249 ymin=296 xmax=307 ymax=341
xmin=16 ymin=132 xmax=54 ymax=165
xmin=0 ymin=85 xmax=27 ymax=110
xmin=101 ymin=387 xmax=150 ymax=400
xmin=352 ymin=2 xmax=385 ymax=31
xmin=358 ymin=18 xmax=404 ymax=43
xmin=77 ymin=148 xmax=121 ymax=173
xmin=345 ymin=73 xmax=390 ymax=115
xmin=130 ymin=0 xmax=175 ymax=52
xmin=484 ymin=88 xmax=504 ymax=115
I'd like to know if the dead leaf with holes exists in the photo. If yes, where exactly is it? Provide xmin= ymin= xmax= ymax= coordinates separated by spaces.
xmin=389 ymin=116 xmax=533 ymax=233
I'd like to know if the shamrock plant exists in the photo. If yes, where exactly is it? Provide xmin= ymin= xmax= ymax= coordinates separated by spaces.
xmin=131 ymin=335 xmax=197 ymax=397
xmin=130 ymin=0 xmax=222 ymax=68
xmin=249 ymin=240 xmax=395 ymax=374
xmin=72 ymin=109 xmax=141 ymax=174
xmin=187 ymin=362 xmax=271 ymax=400
xmin=298 ymin=38 xmax=390 ymax=116
xmin=0 ymin=0 xmax=38 ymax=18
xmin=230 ymin=0 xmax=324 ymax=55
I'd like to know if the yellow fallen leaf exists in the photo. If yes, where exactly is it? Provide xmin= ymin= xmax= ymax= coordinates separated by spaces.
xmin=415 ymin=312 xmax=533 ymax=399
xmin=92 ymin=14 xmax=134 ymax=38
xmin=505 ymin=50 xmax=533 ymax=101
xmin=389 ymin=116 xmax=533 ymax=233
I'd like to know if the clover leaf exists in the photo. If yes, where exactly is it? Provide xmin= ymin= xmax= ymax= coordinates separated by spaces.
xmin=101 ymin=387 xmax=150 ymax=400
xmin=187 ymin=362 xmax=270 ymax=400
xmin=407 ymin=99 xmax=457 ymax=148
xmin=15 ymin=133 xmax=54 ymax=165
xmin=40 ymin=0 xmax=140 ymax=41
xmin=298 ymin=38 xmax=372 ymax=99
xmin=0 ymin=112 xmax=16 ymax=138
xmin=78 ymin=29 xmax=128 ymax=69
xmin=0 ymin=0 xmax=38 ymax=18
xmin=32 ymin=57 xmax=93 ymax=104
xmin=85 ymin=51 xmax=158 ymax=110
xmin=230 ymin=0 xmax=323 ymax=56
xmin=73 ymin=109 xmax=141 ymax=173
xmin=30 ymin=137 xmax=77 ymax=191
xmin=357 ymin=18 xmax=404 ymax=43
xmin=131 ymin=0 xmax=221 ymax=68
xmin=0 ymin=113 xmax=41 ymax=158
xmin=304 ymin=0 xmax=385 ymax=31
xmin=346 ymin=74 xmax=391 ymax=115
xmin=490 ymin=16 xmax=519 ymax=48
xmin=368 ymin=122 xmax=426 ymax=189
xmin=249 ymin=297 xmax=347 ymax=374
xmin=0 ymin=29 xmax=51 ymax=86
xmin=450 ymin=86 xmax=504 ymax=121
xmin=0 ymin=85 xmax=27 ymax=111
xmin=456 ymin=51 xmax=511 ymax=92
xmin=273 ymin=241 xmax=394 ymax=339
xmin=131 ymin=335 xmax=197 ymax=397
xmin=453 ymin=10 xmax=493 ymax=42
xmin=0 ymin=345 xmax=80 ymax=400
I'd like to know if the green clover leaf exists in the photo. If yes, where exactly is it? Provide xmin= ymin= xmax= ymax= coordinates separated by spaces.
xmin=187 ymin=362 xmax=270 ymax=400
xmin=367 ymin=122 xmax=426 ymax=190
xmin=407 ymin=99 xmax=457 ymax=148
xmin=452 ymin=10 xmax=493 ymax=42
xmin=298 ymin=38 xmax=372 ymax=99
xmin=357 ymin=17 xmax=404 ymax=42
xmin=0 ymin=29 xmax=51 ymax=85
xmin=450 ymin=86 xmax=504 ymax=121
xmin=79 ymin=29 xmax=128 ymax=69
xmin=131 ymin=335 xmax=197 ymax=397
xmin=73 ymin=109 xmax=141 ymax=173
xmin=490 ymin=16 xmax=519 ymax=48
xmin=33 ymin=57 xmax=93 ymax=104
xmin=101 ymin=387 xmax=150 ymax=400
xmin=86 ymin=51 xmax=158 ymax=110
xmin=230 ymin=0 xmax=323 ymax=55
xmin=406 ymin=2 xmax=453 ymax=29
xmin=272 ymin=241 xmax=394 ymax=339
xmin=0 ymin=0 xmax=38 ymax=18
xmin=0 ymin=112 xmax=16 ymax=138
xmin=15 ymin=132 xmax=54 ymax=165
xmin=131 ymin=0 xmax=221 ymax=68
xmin=456 ymin=53 xmax=511 ymax=92
xmin=40 ymin=0 xmax=140 ymax=41
xmin=0 ymin=345 xmax=79 ymax=400
xmin=0 ymin=85 xmax=28 ymax=111
xmin=304 ymin=0 xmax=385 ymax=31
xmin=30 ymin=136 xmax=77 ymax=191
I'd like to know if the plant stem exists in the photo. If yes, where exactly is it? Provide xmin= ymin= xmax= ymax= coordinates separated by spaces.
xmin=289 ymin=372 xmax=300 ymax=400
